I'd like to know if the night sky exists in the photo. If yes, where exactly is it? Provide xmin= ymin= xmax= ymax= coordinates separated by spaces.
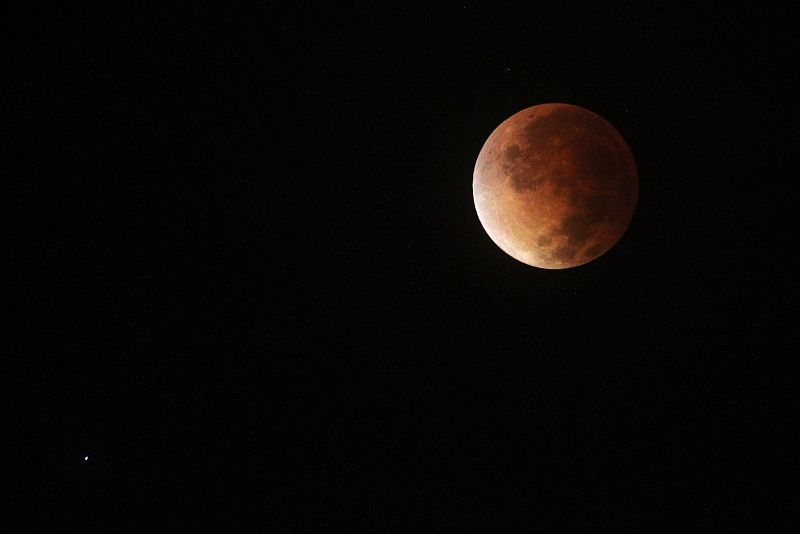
xmin=12 ymin=4 xmax=795 ymax=531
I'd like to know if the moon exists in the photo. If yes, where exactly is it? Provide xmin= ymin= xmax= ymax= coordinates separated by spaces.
xmin=473 ymin=103 xmax=638 ymax=269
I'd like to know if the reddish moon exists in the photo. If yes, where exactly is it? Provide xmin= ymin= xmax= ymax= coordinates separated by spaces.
xmin=473 ymin=103 xmax=638 ymax=269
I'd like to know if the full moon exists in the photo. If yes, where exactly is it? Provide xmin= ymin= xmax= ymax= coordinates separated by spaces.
xmin=473 ymin=103 xmax=638 ymax=269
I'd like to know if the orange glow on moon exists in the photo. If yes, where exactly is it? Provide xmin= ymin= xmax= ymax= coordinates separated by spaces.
xmin=473 ymin=103 xmax=638 ymax=269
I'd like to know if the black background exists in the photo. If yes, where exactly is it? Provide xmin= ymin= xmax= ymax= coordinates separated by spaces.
xmin=11 ymin=3 xmax=796 ymax=531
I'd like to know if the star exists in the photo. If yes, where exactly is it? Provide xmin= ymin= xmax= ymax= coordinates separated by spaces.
xmin=83 ymin=456 xmax=89 ymax=461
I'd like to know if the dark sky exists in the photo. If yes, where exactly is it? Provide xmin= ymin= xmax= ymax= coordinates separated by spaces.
xmin=12 ymin=3 xmax=795 ymax=531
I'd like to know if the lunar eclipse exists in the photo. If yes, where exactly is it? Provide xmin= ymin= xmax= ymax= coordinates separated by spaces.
xmin=473 ymin=103 xmax=638 ymax=269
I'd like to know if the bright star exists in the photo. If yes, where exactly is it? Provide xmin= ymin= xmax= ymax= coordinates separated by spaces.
xmin=84 ymin=456 xmax=89 ymax=461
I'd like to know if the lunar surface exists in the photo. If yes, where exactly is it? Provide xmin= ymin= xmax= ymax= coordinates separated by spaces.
xmin=473 ymin=103 xmax=638 ymax=269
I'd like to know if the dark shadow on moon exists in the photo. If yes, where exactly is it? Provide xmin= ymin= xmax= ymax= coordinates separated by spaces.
xmin=504 ymin=144 xmax=523 ymax=160
xmin=559 ymin=213 xmax=596 ymax=246
xmin=584 ymin=243 xmax=605 ymax=258
xmin=523 ymin=107 xmax=579 ymax=146
xmin=552 ymin=245 xmax=577 ymax=262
